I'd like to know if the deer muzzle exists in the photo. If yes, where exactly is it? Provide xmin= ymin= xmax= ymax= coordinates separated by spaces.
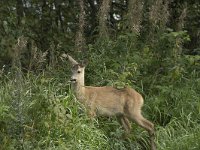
xmin=70 ymin=78 xmax=77 ymax=82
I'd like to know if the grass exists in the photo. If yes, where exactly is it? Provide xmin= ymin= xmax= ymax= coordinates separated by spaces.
xmin=0 ymin=70 xmax=199 ymax=150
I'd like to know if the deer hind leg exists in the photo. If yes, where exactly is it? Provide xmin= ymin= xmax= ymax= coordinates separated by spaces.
xmin=118 ymin=116 xmax=131 ymax=134
xmin=129 ymin=113 xmax=156 ymax=150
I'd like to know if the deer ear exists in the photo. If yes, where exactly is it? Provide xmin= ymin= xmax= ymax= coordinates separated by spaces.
xmin=80 ymin=60 xmax=88 ymax=67
xmin=62 ymin=54 xmax=78 ymax=66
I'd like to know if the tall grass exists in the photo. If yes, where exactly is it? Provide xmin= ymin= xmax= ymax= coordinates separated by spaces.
xmin=0 ymin=68 xmax=199 ymax=150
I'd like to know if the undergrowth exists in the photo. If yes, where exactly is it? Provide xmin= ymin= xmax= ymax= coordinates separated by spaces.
xmin=0 ymin=31 xmax=199 ymax=150
xmin=0 ymin=68 xmax=199 ymax=150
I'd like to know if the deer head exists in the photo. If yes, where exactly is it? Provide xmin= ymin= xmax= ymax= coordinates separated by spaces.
xmin=66 ymin=54 xmax=86 ymax=86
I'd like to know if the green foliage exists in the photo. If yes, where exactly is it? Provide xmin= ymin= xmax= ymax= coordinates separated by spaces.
xmin=0 ymin=0 xmax=200 ymax=149
xmin=1 ymin=29 xmax=199 ymax=149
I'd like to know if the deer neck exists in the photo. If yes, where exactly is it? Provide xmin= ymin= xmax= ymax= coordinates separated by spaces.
xmin=71 ymin=80 xmax=86 ymax=102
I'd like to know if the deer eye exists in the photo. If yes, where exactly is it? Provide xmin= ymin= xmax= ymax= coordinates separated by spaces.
xmin=77 ymin=71 xmax=81 ymax=73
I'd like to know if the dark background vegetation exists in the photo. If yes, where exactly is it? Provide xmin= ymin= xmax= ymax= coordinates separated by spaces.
xmin=0 ymin=0 xmax=199 ymax=149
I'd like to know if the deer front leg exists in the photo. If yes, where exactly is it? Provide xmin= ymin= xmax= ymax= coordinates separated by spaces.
xmin=87 ymin=97 xmax=97 ymax=118
xmin=87 ymin=106 xmax=97 ymax=118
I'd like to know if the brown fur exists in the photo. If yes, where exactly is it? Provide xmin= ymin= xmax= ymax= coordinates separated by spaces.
xmin=66 ymin=54 xmax=156 ymax=150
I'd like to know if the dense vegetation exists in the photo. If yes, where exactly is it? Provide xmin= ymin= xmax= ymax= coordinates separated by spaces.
xmin=0 ymin=0 xmax=200 ymax=150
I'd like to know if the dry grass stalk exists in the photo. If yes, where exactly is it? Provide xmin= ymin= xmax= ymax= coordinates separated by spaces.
xmin=75 ymin=0 xmax=86 ymax=51
xmin=29 ymin=41 xmax=48 ymax=70
xmin=98 ymin=0 xmax=111 ymax=37
xmin=176 ymin=3 xmax=187 ymax=31
xmin=12 ymin=36 xmax=27 ymax=69
xmin=11 ymin=36 xmax=27 ymax=141
xmin=149 ymin=0 xmax=170 ymax=28
xmin=128 ymin=0 xmax=144 ymax=34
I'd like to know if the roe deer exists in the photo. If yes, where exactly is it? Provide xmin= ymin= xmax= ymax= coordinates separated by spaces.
xmin=64 ymin=54 xmax=156 ymax=150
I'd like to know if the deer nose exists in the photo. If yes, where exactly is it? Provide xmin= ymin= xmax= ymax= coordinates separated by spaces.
xmin=70 ymin=78 xmax=76 ymax=82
